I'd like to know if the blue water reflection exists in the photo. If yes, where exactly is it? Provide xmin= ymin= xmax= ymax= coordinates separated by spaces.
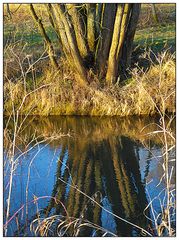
xmin=3 ymin=116 xmax=175 ymax=237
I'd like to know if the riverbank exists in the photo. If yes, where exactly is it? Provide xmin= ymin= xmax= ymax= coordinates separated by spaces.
xmin=3 ymin=4 xmax=175 ymax=117
xmin=4 ymin=50 xmax=175 ymax=116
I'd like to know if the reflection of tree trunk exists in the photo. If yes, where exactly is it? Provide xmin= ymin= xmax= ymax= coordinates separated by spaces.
xmin=109 ymin=137 xmax=134 ymax=218
xmin=120 ymin=137 xmax=147 ymax=205
xmin=98 ymin=140 xmax=124 ymax=236
xmin=45 ymin=144 xmax=67 ymax=215
xmin=118 ymin=136 xmax=149 ymax=228
xmin=80 ymin=160 xmax=93 ymax=212
xmin=65 ymin=146 xmax=83 ymax=216
xmin=43 ymin=126 xmax=149 ymax=235
xmin=108 ymin=135 xmax=150 ymax=229
xmin=73 ymin=151 xmax=89 ymax=217
xmin=92 ymin=160 xmax=102 ymax=234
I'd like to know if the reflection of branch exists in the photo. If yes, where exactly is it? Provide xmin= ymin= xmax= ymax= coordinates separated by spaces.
xmin=3 ymin=195 xmax=69 ymax=229
xmin=26 ymin=142 xmax=52 ymax=221
xmin=58 ymin=176 xmax=152 ymax=236
xmin=137 ymin=50 xmax=176 ymax=236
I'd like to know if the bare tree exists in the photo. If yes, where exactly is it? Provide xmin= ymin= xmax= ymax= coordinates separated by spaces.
xmin=30 ymin=3 xmax=141 ymax=85
xmin=151 ymin=4 xmax=159 ymax=23
xmin=6 ymin=4 xmax=12 ymax=19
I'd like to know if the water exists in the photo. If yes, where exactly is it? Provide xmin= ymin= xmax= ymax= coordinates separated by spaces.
xmin=3 ymin=115 xmax=176 ymax=237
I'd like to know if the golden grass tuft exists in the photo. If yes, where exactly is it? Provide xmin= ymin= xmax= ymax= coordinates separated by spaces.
xmin=4 ymin=50 xmax=175 ymax=117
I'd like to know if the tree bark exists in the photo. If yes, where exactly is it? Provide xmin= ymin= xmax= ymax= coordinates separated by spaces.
xmin=57 ymin=4 xmax=87 ymax=84
xmin=116 ymin=4 xmax=132 ymax=61
xmin=53 ymin=4 xmax=88 ymax=84
xmin=66 ymin=4 xmax=89 ymax=58
xmin=120 ymin=4 xmax=141 ymax=75
xmin=106 ymin=4 xmax=124 ymax=84
xmin=29 ymin=4 xmax=59 ymax=70
xmin=96 ymin=4 xmax=117 ymax=78
xmin=51 ymin=4 xmax=71 ymax=59
xmin=151 ymin=4 xmax=159 ymax=23
xmin=6 ymin=4 xmax=12 ymax=19
xmin=31 ymin=3 xmax=141 ymax=85
xmin=87 ymin=4 xmax=96 ymax=52
xmin=46 ymin=4 xmax=62 ymax=46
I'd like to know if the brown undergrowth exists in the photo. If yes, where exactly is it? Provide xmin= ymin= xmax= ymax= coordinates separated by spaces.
xmin=4 ymin=49 xmax=175 ymax=117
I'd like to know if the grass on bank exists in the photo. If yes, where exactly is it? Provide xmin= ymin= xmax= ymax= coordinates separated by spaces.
xmin=3 ymin=3 xmax=176 ymax=117
xmin=4 ymin=49 xmax=175 ymax=116
xmin=134 ymin=24 xmax=175 ymax=53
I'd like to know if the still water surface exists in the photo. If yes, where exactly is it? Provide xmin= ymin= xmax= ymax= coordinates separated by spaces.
xmin=3 ymin=116 xmax=175 ymax=237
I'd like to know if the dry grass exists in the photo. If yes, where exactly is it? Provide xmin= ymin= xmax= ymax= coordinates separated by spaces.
xmin=30 ymin=214 xmax=118 ymax=237
xmin=138 ymin=3 xmax=175 ymax=29
xmin=3 ymin=3 xmax=175 ymax=117
xmin=141 ymin=107 xmax=176 ymax=236
xmin=4 ymin=48 xmax=175 ymax=117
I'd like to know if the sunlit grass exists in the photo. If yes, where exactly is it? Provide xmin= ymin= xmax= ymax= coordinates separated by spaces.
xmin=3 ymin=3 xmax=176 ymax=117
xmin=4 ymin=3 xmax=175 ymax=55
xmin=134 ymin=23 xmax=175 ymax=52
xmin=4 ymin=49 xmax=175 ymax=117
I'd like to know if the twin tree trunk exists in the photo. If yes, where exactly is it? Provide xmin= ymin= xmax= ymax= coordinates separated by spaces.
xmin=30 ymin=3 xmax=141 ymax=85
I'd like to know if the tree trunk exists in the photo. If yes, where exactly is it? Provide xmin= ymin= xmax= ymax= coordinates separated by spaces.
xmin=66 ymin=4 xmax=89 ymax=58
xmin=87 ymin=4 xmax=96 ymax=52
xmin=29 ymin=4 xmax=59 ymax=70
xmin=120 ymin=4 xmax=141 ymax=77
xmin=6 ymin=4 xmax=12 ymax=19
xmin=96 ymin=4 xmax=117 ymax=78
xmin=106 ymin=4 xmax=125 ymax=84
xmin=53 ymin=4 xmax=88 ymax=85
xmin=151 ymin=4 xmax=159 ymax=23
xmin=50 ymin=4 xmax=72 ymax=60
xmin=46 ymin=4 xmax=62 ymax=48
xmin=31 ymin=3 xmax=141 ymax=85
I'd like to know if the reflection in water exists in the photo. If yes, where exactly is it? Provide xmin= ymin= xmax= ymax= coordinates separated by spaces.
xmin=3 ymin=116 xmax=175 ymax=237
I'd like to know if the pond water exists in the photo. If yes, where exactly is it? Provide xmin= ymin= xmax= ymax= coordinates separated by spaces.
xmin=3 ymin=115 xmax=176 ymax=237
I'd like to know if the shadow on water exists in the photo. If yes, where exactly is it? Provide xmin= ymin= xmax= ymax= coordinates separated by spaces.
xmin=3 ymin=115 xmax=175 ymax=237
